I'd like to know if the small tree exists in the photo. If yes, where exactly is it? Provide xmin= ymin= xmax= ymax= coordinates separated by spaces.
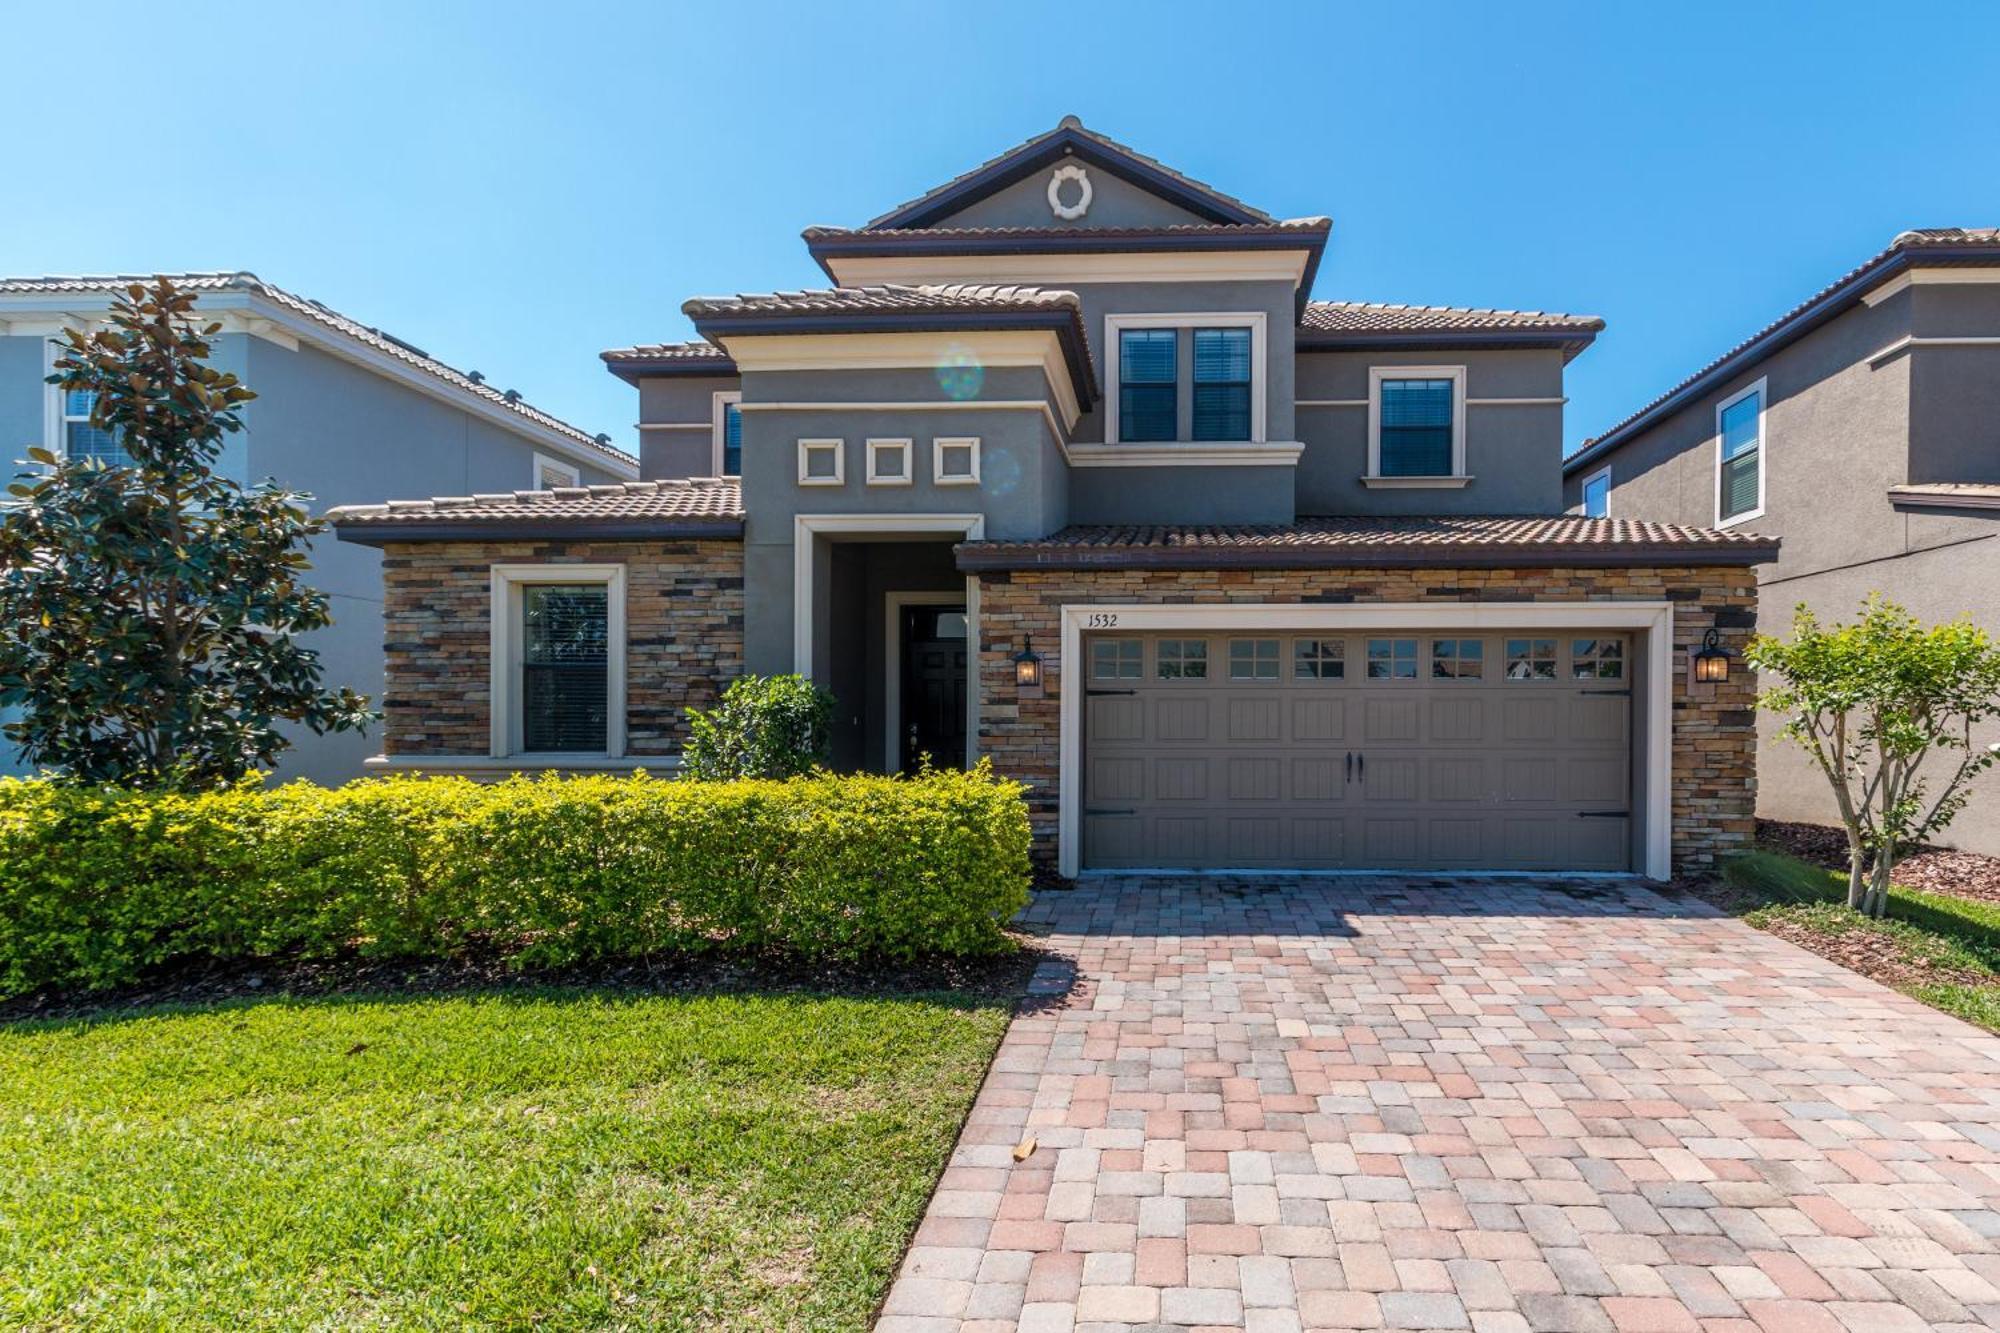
xmin=0 ymin=279 xmax=372 ymax=787
xmin=1748 ymin=596 xmax=2000 ymax=916
xmin=681 ymin=674 xmax=834 ymax=780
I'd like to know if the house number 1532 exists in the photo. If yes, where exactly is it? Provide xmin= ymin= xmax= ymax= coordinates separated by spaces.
xmin=1086 ymin=612 xmax=1119 ymax=628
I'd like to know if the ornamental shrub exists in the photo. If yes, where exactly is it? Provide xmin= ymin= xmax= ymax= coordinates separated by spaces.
xmin=0 ymin=763 xmax=1032 ymax=1000
xmin=681 ymin=674 xmax=834 ymax=780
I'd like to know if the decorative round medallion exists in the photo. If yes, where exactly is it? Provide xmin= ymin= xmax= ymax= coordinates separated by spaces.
xmin=1047 ymin=164 xmax=1092 ymax=221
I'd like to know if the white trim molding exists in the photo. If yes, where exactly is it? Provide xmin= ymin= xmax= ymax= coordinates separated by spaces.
xmin=1066 ymin=441 xmax=1304 ymax=469
xmin=1359 ymin=474 xmax=1472 ymax=489
xmin=1054 ymin=600 xmax=1677 ymax=880
xmin=821 ymin=249 xmax=1314 ymax=290
xmin=1104 ymin=311 xmax=1269 ymax=447
xmin=1866 ymin=334 xmax=2000 ymax=368
xmin=1367 ymin=365 xmax=1468 ymax=481
xmin=710 ymin=390 xmax=742 ymax=476
xmin=793 ymin=515 xmax=986 ymax=764
xmin=1713 ymin=377 xmax=1768 ymax=528
xmin=884 ymin=590 xmax=975 ymax=770
xmin=933 ymin=436 xmax=981 ymax=485
xmin=1578 ymin=463 xmax=1613 ymax=518
xmin=797 ymin=437 xmax=845 ymax=486
xmin=742 ymin=399 xmax=1071 ymax=457
xmin=1862 ymin=265 xmax=2000 ymax=307
xmin=488 ymin=563 xmax=627 ymax=762
xmin=532 ymin=452 xmax=581 ymax=490
xmin=866 ymin=436 xmax=913 ymax=486
xmin=719 ymin=330 xmax=1083 ymax=431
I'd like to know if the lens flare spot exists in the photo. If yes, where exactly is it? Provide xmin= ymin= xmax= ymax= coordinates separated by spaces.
xmin=935 ymin=345 xmax=985 ymax=401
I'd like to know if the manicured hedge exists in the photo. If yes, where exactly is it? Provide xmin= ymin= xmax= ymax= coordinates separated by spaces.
xmin=0 ymin=764 xmax=1032 ymax=999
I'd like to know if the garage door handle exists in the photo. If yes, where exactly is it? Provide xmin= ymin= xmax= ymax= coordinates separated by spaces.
xmin=1358 ymin=753 xmax=1365 ymax=780
xmin=1345 ymin=751 xmax=1353 ymax=782
xmin=1086 ymin=808 xmax=1135 ymax=816
xmin=1577 ymin=810 xmax=1631 ymax=818
xmin=1580 ymin=688 xmax=1631 ymax=696
xmin=1087 ymin=688 xmax=1137 ymax=697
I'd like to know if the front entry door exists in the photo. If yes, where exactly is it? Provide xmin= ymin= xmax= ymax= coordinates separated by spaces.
xmin=901 ymin=605 xmax=968 ymax=773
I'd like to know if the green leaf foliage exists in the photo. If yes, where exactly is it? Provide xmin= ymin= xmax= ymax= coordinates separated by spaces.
xmin=0 ymin=764 xmax=1033 ymax=998
xmin=681 ymin=673 xmax=835 ymax=780
xmin=0 ymin=278 xmax=373 ymax=787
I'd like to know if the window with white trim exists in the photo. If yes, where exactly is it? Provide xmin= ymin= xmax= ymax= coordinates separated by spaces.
xmin=1106 ymin=312 xmax=1266 ymax=445
xmin=866 ymin=437 xmax=912 ymax=486
xmin=533 ymin=453 xmax=580 ymax=490
xmin=1580 ymin=465 xmax=1611 ymax=519
xmin=1716 ymin=381 xmax=1764 ymax=524
xmin=797 ymin=438 xmax=844 ymax=486
xmin=490 ymin=564 xmax=626 ymax=759
xmin=712 ymin=391 xmax=743 ymax=477
xmin=58 ymin=387 xmax=131 ymax=467
xmin=1369 ymin=367 xmax=1465 ymax=478
xmin=933 ymin=436 xmax=980 ymax=485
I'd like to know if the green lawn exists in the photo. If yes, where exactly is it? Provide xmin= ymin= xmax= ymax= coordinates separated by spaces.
xmin=0 ymin=987 xmax=1012 ymax=1331
xmin=1722 ymin=848 xmax=2000 ymax=1031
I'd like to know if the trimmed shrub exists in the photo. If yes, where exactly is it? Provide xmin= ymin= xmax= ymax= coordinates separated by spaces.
xmin=0 ymin=763 xmax=1031 ymax=999
xmin=681 ymin=674 xmax=834 ymax=780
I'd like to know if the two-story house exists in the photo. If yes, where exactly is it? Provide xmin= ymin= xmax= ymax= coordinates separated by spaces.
xmin=1562 ymin=229 xmax=2000 ymax=855
xmin=0 ymin=272 xmax=637 ymax=783
xmin=333 ymin=119 xmax=1777 ymax=879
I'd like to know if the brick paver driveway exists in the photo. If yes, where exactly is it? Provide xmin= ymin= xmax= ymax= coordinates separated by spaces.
xmin=878 ymin=876 xmax=2000 ymax=1333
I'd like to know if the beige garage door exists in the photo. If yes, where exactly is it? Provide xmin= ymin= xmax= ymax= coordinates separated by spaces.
xmin=1082 ymin=630 xmax=1632 ymax=872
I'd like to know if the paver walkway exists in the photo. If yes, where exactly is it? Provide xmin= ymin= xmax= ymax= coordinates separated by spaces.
xmin=878 ymin=876 xmax=2000 ymax=1332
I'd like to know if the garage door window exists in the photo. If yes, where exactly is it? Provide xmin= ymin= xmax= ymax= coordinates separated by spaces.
xmin=1431 ymin=638 xmax=1484 ymax=680
xmin=1294 ymin=638 xmax=1344 ymax=679
xmin=1572 ymin=638 xmax=1624 ymax=679
xmin=1366 ymin=637 xmax=1418 ymax=679
xmin=1228 ymin=638 xmax=1280 ymax=680
xmin=1156 ymin=639 xmax=1208 ymax=679
xmin=1505 ymin=638 xmax=1558 ymax=680
xmin=1091 ymin=638 xmax=1142 ymax=680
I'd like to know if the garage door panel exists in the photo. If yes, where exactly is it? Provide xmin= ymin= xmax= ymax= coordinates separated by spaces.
xmin=1082 ymin=630 xmax=1632 ymax=872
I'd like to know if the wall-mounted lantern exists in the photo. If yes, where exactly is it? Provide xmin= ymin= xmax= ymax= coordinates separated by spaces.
xmin=1692 ymin=627 xmax=1732 ymax=684
xmin=1012 ymin=636 xmax=1044 ymax=696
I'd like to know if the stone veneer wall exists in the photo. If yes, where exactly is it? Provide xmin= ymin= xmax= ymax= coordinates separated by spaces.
xmin=974 ymin=564 xmax=1761 ymax=876
xmin=379 ymin=540 xmax=744 ymax=758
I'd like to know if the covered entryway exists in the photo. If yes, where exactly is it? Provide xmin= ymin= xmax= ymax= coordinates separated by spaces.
xmin=1080 ymin=627 xmax=1637 ymax=872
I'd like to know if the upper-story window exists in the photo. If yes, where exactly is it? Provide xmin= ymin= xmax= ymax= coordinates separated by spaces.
xmin=57 ymin=388 xmax=132 ymax=467
xmin=1191 ymin=328 xmax=1252 ymax=441
xmin=1580 ymin=465 xmax=1611 ymax=519
xmin=1366 ymin=366 xmax=1467 ymax=483
xmin=1108 ymin=313 xmax=1266 ymax=445
xmin=1715 ymin=379 xmax=1765 ymax=525
xmin=712 ymin=391 xmax=743 ymax=477
xmin=1117 ymin=329 xmax=1177 ymax=442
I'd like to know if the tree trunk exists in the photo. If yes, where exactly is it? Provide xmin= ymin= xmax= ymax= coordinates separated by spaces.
xmin=1847 ymin=841 xmax=1868 ymax=911
xmin=1866 ymin=850 xmax=1895 ymax=919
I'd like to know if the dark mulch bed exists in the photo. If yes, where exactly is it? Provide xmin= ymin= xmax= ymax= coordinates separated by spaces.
xmin=0 ymin=939 xmax=1048 ymax=1026
xmin=1759 ymin=819 xmax=2000 ymax=904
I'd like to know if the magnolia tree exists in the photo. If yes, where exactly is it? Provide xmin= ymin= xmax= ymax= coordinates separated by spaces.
xmin=1749 ymin=596 xmax=2000 ymax=916
xmin=0 ymin=279 xmax=372 ymax=787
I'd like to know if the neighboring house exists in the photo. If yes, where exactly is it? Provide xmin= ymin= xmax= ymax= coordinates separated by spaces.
xmin=334 ymin=118 xmax=1778 ymax=878
xmin=0 ymin=272 xmax=636 ymax=783
xmin=1563 ymin=229 xmax=2000 ymax=855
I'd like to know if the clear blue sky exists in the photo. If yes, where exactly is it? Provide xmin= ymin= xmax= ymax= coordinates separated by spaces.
xmin=5 ymin=0 xmax=1996 ymax=460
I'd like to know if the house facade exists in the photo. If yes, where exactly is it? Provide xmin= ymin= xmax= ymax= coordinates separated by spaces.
xmin=0 ymin=273 xmax=636 ymax=783
xmin=334 ymin=119 xmax=1777 ymax=878
xmin=1562 ymin=230 xmax=2000 ymax=855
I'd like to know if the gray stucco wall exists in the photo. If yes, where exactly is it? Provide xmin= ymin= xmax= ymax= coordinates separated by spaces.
xmin=1297 ymin=347 xmax=1568 ymax=516
xmin=1570 ymin=279 xmax=2000 ymax=854
xmin=638 ymin=373 xmax=740 ymax=480
xmin=0 ymin=327 xmax=627 ymax=784
xmin=928 ymin=166 xmax=1214 ymax=231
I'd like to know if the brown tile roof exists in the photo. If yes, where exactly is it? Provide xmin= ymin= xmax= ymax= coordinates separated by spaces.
xmin=681 ymin=282 xmax=1082 ymax=320
xmin=865 ymin=116 xmax=1274 ymax=230
xmin=805 ymin=219 xmax=1330 ymax=245
xmin=598 ymin=340 xmax=737 ymax=383
xmin=1568 ymin=227 xmax=2000 ymax=472
xmin=0 ymin=272 xmax=633 ymax=470
xmin=1887 ymin=483 xmax=2000 ymax=511
xmin=599 ymin=340 xmax=732 ymax=364
xmin=328 ymin=478 xmax=743 ymax=544
xmin=1300 ymin=301 xmax=1605 ymax=335
xmin=955 ymin=515 xmax=1779 ymax=571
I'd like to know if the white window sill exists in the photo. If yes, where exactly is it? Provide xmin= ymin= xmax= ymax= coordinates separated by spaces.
xmin=1360 ymin=474 xmax=1474 ymax=489
xmin=1070 ymin=441 xmax=1304 ymax=468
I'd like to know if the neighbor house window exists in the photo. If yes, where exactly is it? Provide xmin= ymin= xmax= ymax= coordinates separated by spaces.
xmin=1716 ymin=380 xmax=1765 ymax=524
xmin=59 ymin=388 xmax=130 ymax=467
xmin=797 ymin=438 xmax=843 ymax=486
xmin=490 ymin=564 xmax=626 ymax=759
xmin=1118 ymin=328 xmax=1177 ymax=442
xmin=1192 ymin=327 xmax=1252 ymax=441
xmin=933 ymin=437 xmax=980 ymax=485
xmin=534 ymin=453 xmax=580 ymax=490
xmin=1580 ymin=465 xmax=1611 ymax=519
xmin=713 ymin=391 xmax=743 ymax=477
xmin=866 ymin=437 xmax=912 ymax=486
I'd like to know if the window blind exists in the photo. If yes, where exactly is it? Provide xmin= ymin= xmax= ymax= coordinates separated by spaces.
xmin=1118 ymin=328 xmax=1177 ymax=442
xmin=521 ymin=584 xmax=609 ymax=751
xmin=1191 ymin=327 xmax=1251 ymax=441
xmin=1379 ymin=379 xmax=1454 ymax=477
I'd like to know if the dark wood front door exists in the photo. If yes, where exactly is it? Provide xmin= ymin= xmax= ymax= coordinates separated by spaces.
xmin=901 ymin=605 xmax=968 ymax=773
